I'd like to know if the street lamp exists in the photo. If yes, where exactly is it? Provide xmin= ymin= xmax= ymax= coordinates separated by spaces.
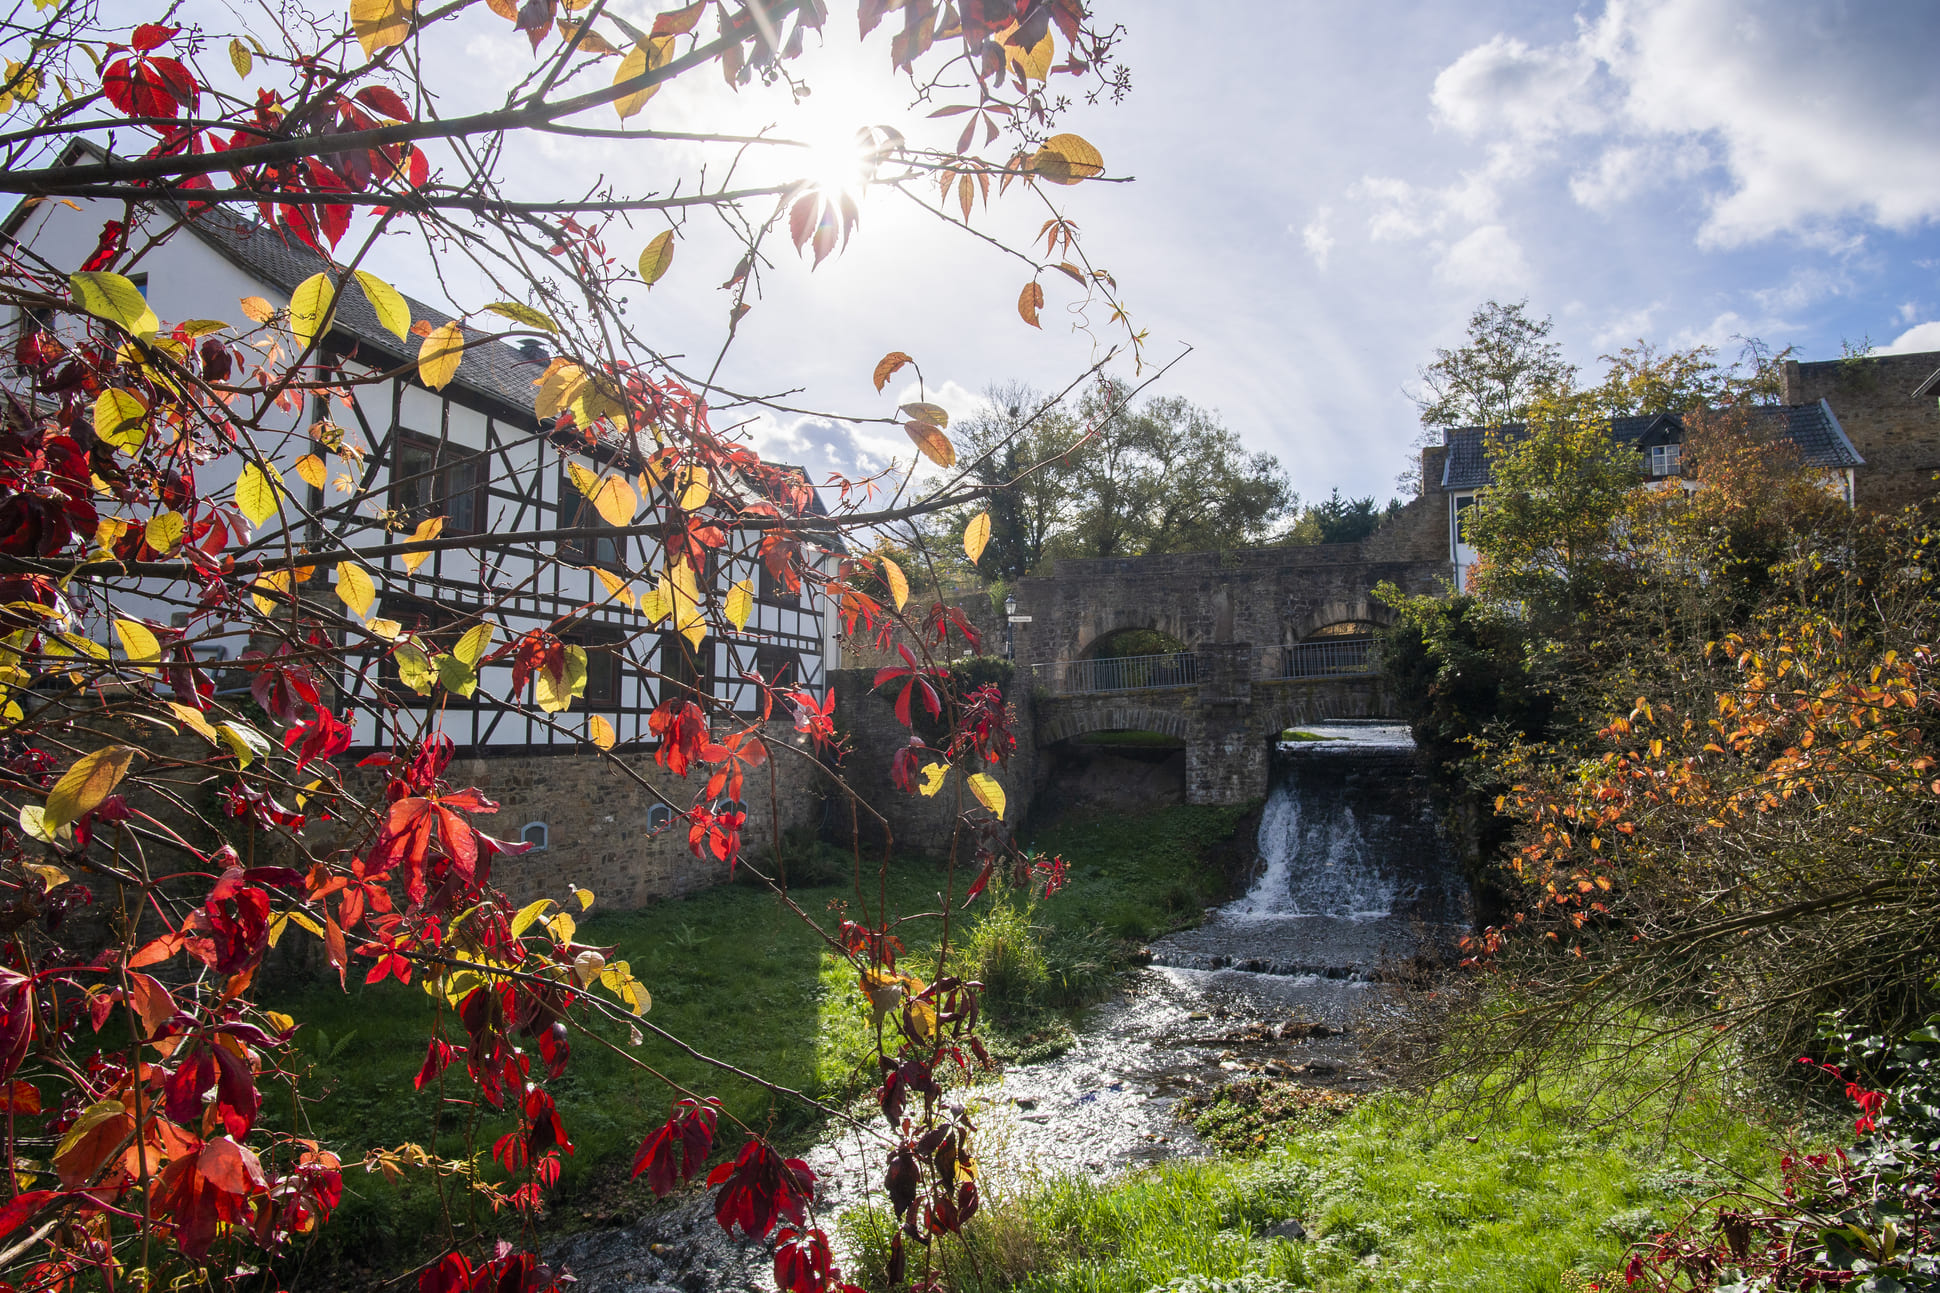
xmin=1004 ymin=593 xmax=1018 ymax=661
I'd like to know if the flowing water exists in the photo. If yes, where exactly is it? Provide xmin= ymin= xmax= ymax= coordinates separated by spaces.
xmin=549 ymin=723 xmax=1466 ymax=1292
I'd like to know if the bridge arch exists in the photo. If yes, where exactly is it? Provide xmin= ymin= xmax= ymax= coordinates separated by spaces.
xmin=1077 ymin=625 xmax=1189 ymax=660
xmin=1287 ymin=595 xmax=1396 ymax=643
xmin=1036 ymin=702 xmax=1191 ymax=748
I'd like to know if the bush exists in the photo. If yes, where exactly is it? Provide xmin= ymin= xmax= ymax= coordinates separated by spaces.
xmin=957 ymin=896 xmax=1049 ymax=1007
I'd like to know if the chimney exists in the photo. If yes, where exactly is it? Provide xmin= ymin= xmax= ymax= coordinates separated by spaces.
xmin=1781 ymin=358 xmax=1803 ymax=405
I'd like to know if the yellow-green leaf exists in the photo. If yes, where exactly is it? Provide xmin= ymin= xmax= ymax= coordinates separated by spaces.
xmin=236 ymin=462 xmax=282 ymax=527
xmin=640 ymin=582 xmax=672 ymax=624
xmin=336 ymin=562 xmax=375 ymax=616
xmin=114 ymin=618 xmax=160 ymax=669
xmin=484 ymin=301 xmax=558 ymax=333
xmin=288 ymin=272 xmax=334 ymax=350
xmin=436 ymin=653 xmax=477 ymax=698
xmin=353 ymin=269 xmax=411 ymax=342
xmin=294 ymin=453 xmax=328 ymax=490
xmin=725 ymin=578 xmax=753 ymax=631
xmin=536 ymin=645 xmax=588 ymax=712
xmin=592 ymin=475 xmax=636 ymax=526
xmin=145 ymin=510 xmax=185 ymax=554
xmin=966 ymin=772 xmax=1005 ymax=818
xmin=165 ymin=700 xmax=220 ymax=744
xmin=588 ymin=714 xmax=616 ymax=750
xmin=394 ymin=642 xmax=435 ymax=694
xmin=899 ymin=401 xmax=949 ymax=429
xmin=881 ymin=555 xmax=909 ymax=610
xmin=599 ymin=959 xmax=650 ymax=1014
xmin=417 ymin=321 xmax=464 ymax=389
xmin=510 ymin=899 xmax=553 ymax=938
xmin=613 ymin=36 xmax=673 ymax=121
xmin=45 ymin=745 xmax=138 ymax=829
xmin=366 ymin=617 xmax=402 ymax=641
xmin=218 ymin=720 xmax=271 ymax=767
xmin=453 ymin=622 xmax=494 ymax=667
xmin=351 ymin=0 xmax=414 ymax=59
xmin=670 ymin=560 xmax=704 ymax=649
xmin=637 ymin=230 xmax=675 ymax=285
xmin=92 ymin=387 xmax=148 ymax=452
xmin=1031 ymin=132 xmax=1105 ymax=185
xmin=964 ymin=511 xmax=991 ymax=565
xmin=68 ymin=271 xmax=157 ymax=337
xmin=568 ymin=461 xmax=600 ymax=500
xmin=18 ymin=804 xmax=54 ymax=844
xmin=229 ymin=37 xmax=252 ymax=76
xmin=918 ymin=762 xmax=946 ymax=797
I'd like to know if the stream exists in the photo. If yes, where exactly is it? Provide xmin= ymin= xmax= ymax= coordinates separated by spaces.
xmin=546 ymin=723 xmax=1466 ymax=1293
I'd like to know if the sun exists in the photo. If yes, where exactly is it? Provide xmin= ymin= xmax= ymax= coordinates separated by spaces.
xmin=795 ymin=124 xmax=888 ymax=203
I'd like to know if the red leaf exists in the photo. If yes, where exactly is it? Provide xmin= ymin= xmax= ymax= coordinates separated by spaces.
xmin=0 ymin=1189 xmax=55 ymax=1239
xmin=131 ymin=23 xmax=178 ymax=50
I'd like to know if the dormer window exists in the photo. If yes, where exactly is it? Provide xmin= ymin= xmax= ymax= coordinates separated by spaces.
xmin=1649 ymin=443 xmax=1682 ymax=477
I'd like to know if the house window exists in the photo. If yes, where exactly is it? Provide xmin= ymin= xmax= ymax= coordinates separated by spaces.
xmin=646 ymin=804 xmax=675 ymax=831
xmin=392 ymin=431 xmax=486 ymax=535
xmin=1451 ymin=494 xmax=1475 ymax=551
xmin=559 ymin=463 xmax=627 ymax=567
xmin=758 ymin=555 xmax=800 ymax=606
xmin=521 ymin=822 xmax=548 ymax=850
xmin=582 ymin=640 xmax=621 ymax=707
xmin=1649 ymin=443 xmax=1682 ymax=477
xmin=659 ymin=631 xmax=710 ymax=704
xmin=753 ymin=643 xmax=802 ymax=689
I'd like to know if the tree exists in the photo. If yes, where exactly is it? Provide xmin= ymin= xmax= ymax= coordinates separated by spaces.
xmin=1401 ymin=299 xmax=1577 ymax=495
xmin=1588 ymin=338 xmax=1795 ymax=415
xmin=0 ymin=2 xmax=1135 ymax=1288
xmin=1278 ymin=488 xmax=1397 ymax=546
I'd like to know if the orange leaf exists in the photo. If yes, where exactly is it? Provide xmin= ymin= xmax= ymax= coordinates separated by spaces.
xmin=873 ymin=351 xmax=913 ymax=392
xmin=1018 ymin=280 xmax=1044 ymax=328
xmin=905 ymin=422 xmax=956 ymax=468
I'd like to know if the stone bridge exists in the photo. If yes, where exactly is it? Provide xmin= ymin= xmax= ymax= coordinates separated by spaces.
xmin=1009 ymin=509 xmax=1451 ymax=804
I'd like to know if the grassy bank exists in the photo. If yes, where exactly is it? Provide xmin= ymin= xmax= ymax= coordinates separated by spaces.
xmin=843 ymin=1046 xmax=1795 ymax=1293
xmin=270 ymin=802 xmax=1250 ymax=1268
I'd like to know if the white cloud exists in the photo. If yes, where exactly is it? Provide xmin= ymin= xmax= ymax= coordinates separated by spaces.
xmin=1301 ymin=208 xmax=1336 ymax=269
xmin=1567 ymin=138 xmax=1710 ymax=209
xmin=1431 ymin=31 xmax=1604 ymax=141
xmin=1436 ymin=224 xmax=1531 ymax=293
xmin=1593 ymin=303 xmax=1661 ymax=350
xmin=1882 ymin=322 xmax=1940 ymax=355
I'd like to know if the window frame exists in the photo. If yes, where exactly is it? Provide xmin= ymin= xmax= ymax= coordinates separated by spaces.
xmin=390 ymin=429 xmax=488 ymax=536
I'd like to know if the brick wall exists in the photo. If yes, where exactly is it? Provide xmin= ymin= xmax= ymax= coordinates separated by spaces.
xmin=1784 ymin=349 xmax=1940 ymax=511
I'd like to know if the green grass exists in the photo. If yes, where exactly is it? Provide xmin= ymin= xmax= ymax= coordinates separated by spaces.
xmin=842 ymin=1048 xmax=1790 ymax=1293
xmin=268 ymin=803 xmax=1251 ymax=1267
xmin=1280 ymin=729 xmax=1330 ymax=742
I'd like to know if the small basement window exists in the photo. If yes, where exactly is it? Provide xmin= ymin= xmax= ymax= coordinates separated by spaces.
xmin=646 ymin=804 xmax=674 ymax=831
xmin=521 ymin=822 xmax=548 ymax=850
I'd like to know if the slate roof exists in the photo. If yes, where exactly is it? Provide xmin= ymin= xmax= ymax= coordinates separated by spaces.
xmin=1440 ymin=403 xmax=1863 ymax=491
xmin=180 ymin=213 xmax=550 ymax=418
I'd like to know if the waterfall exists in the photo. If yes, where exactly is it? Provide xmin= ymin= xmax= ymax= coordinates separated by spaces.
xmin=1227 ymin=783 xmax=1397 ymax=920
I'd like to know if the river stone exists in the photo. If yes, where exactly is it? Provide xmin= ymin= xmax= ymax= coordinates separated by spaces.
xmin=1264 ymin=1218 xmax=1307 ymax=1242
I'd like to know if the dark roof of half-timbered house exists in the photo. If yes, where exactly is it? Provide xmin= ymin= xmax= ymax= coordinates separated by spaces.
xmin=1440 ymin=402 xmax=1863 ymax=491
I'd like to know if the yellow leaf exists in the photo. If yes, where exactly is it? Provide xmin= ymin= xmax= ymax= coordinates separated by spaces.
xmin=613 ymin=36 xmax=673 ymax=121
xmin=239 ymin=295 xmax=274 ymax=324
xmin=453 ymin=622 xmax=494 ymax=667
xmin=964 ymin=511 xmax=992 ymax=565
xmin=288 ymin=272 xmax=334 ymax=350
xmin=639 ymin=582 xmax=672 ymax=624
xmin=1004 ymin=25 xmax=1053 ymax=80
xmin=402 ymin=516 xmax=444 ymax=574
xmin=394 ymin=643 xmax=435 ymax=694
xmin=144 ymin=510 xmax=185 ymax=554
xmin=177 ymin=319 xmax=231 ymax=339
xmin=591 ymin=566 xmax=636 ymax=609
xmin=351 ymin=0 xmax=414 ymax=59
xmin=725 ymin=579 xmax=753 ymax=631
xmin=574 ymin=887 xmax=595 ymax=910
xmin=417 ymin=321 xmax=464 ymax=389
xmin=588 ymin=714 xmax=616 ymax=750
xmin=905 ymin=422 xmax=955 ymax=468
xmin=881 ymin=556 xmax=909 ymax=610
xmin=366 ymin=617 xmax=402 ymax=640
xmin=294 ymin=453 xmax=327 ymax=490
xmin=599 ymin=959 xmax=650 ymax=1014
xmin=336 ymin=562 xmax=375 ymax=617
xmin=484 ymin=301 xmax=558 ymax=333
xmin=638 ymin=230 xmax=675 ymax=285
xmin=510 ymin=898 xmax=553 ymax=938
xmin=677 ymin=465 xmax=710 ymax=511
xmin=165 ymin=701 xmax=220 ymax=744
xmin=536 ymin=644 xmax=589 ymax=712
xmin=68 ymin=271 xmax=158 ymax=337
xmin=17 ymin=804 xmax=54 ymax=844
xmin=229 ymin=37 xmax=252 ymax=76
xmin=251 ymin=568 xmax=291 ymax=616
xmin=592 ymin=475 xmax=636 ymax=526
xmin=670 ymin=560 xmax=704 ymax=649
xmin=352 ymin=269 xmax=411 ymax=342
xmin=966 ymin=772 xmax=1005 ymax=818
xmin=92 ymin=387 xmax=148 ymax=452
xmin=235 ymin=462 xmax=282 ymax=527
xmin=114 ymin=618 xmax=160 ymax=669
xmin=918 ymin=762 xmax=946 ymax=797
xmin=45 ymin=745 xmax=138 ymax=829
xmin=1032 ymin=132 xmax=1105 ymax=184
xmin=567 ymin=461 xmax=600 ymax=500
xmin=536 ymin=363 xmax=589 ymax=420
xmin=899 ymin=402 xmax=949 ymax=429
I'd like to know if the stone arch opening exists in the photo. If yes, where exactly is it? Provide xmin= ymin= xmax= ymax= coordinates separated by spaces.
xmin=1287 ymin=596 xmax=1396 ymax=644
xmin=1036 ymin=704 xmax=1189 ymax=817
xmin=1079 ymin=626 xmax=1189 ymax=660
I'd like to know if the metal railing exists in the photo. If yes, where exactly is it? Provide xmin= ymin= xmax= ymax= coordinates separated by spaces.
xmin=1034 ymin=651 xmax=1198 ymax=695
xmin=1283 ymin=637 xmax=1377 ymax=678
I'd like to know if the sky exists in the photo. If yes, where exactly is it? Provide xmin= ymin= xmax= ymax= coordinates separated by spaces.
xmin=86 ymin=0 xmax=1940 ymax=512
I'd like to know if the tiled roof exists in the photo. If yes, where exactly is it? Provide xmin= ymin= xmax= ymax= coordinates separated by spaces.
xmin=1440 ymin=404 xmax=1863 ymax=491
xmin=181 ymin=212 xmax=551 ymax=417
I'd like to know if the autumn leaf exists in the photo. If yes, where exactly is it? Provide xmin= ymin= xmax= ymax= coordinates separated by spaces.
xmin=1032 ymin=133 xmax=1105 ymax=185
xmin=873 ymin=351 xmax=913 ymax=392
xmin=351 ymin=0 xmax=414 ymax=59
xmin=402 ymin=516 xmax=444 ymax=574
xmin=966 ymin=772 xmax=1005 ymax=818
xmin=677 ymin=465 xmax=710 ymax=511
xmin=918 ymin=762 xmax=946 ymax=797
xmin=353 ymin=269 xmax=411 ymax=341
xmin=235 ymin=462 xmax=282 ymax=526
xmin=289 ymin=272 xmax=334 ymax=349
xmin=670 ymin=559 xmax=704 ymax=648
xmin=92 ymin=387 xmax=149 ymax=452
xmin=68 ymin=270 xmax=158 ymax=337
xmin=145 ymin=510 xmax=186 ymax=553
xmin=417 ymin=321 xmax=464 ymax=389
xmin=229 ymin=37 xmax=252 ymax=76
xmin=906 ymin=421 xmax=955 ymax=468
xmin=437 ymin=653 xmax=478 ymax=698
xmin=1004 ymin=25 xmax=1054 ymax=80
xmin=114 ymin=618 xmax=161 ymax=669
xmin=1017 ymin=280 xmax=1044 ymax=328
xmin=725 ymin=579 xmax=753 ymax=631
xmin=589 ymin=714 xmax=616 ymax=750
xmin=964 ymin=511 xmax=991 ymax=564
xmin=294 ymin=453 xmax=328 ymax=490
xmin=536 ymin=644 xmax=589 ymax=712
xmin=239 ymin=295 xmax=274 ymax=324
xmin=881 ymin=555 xmax=909 ymax=610
xmin=591 ymin=566 xmax=636 ymax=609
xmin=613 ymin=35 xmax=673 ymax=121
xmin=336 ymin=562 xmax=375 ymax=616
xmin=453 ymin=622 xmax=493 ymax=667
xmin=45 ymin=745 xmax=139 ymax=829
xmin=899 ymin=402 xmax=949 ymax=429
xmin=592 ymin=475 xmax=636 ymax=526
xmin=638 ymin=230 xmax=675 ymax=285
xmin=485 ymin=301 xmax=558 ymax=333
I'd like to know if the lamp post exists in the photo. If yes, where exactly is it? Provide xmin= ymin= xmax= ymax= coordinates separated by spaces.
xmin=1004 ymin=593 xmax=1017 ymax=661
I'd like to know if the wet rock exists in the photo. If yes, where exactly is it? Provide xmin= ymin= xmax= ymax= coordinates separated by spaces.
xmin=1278 ymin=1019 xmax=1343 ymax=1041
xmin=1129 ymin=947 xmax=1154 ymax=966
xmin=1263 ymin=1218 xmax=1307 ymax=1243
